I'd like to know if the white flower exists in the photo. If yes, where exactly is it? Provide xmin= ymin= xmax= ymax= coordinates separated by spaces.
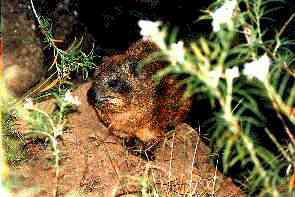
xmin=286 ymin=164 xmax=292 ymax=176
xmin=0 ymin=185 xmax=10 ymax=197
xmin=168 ymin=41 xmax=185 ymax=64
xmin=138 ymin=19 xmax=167 ymax=50
xmin=53 ymin=124 xmax=64 ymax=138
xmin=138 ymin=20 xmax=161 ymax=40
xmin=208 ymin=66 xmax=223 ymax=88
xmin=211 ymin=0 xmax=237 ymax=32
xmin=225 ymin=67 xmax=239 ymax=80
xmin=243 ymin=53 xmax=272 ymax=81
xmin=64 ymin=90 xmax=81 ymax=106
xmin=24 ymin=98 xmax=34 ymax=109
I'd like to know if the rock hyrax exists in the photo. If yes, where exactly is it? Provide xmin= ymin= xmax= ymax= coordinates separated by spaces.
xmin=87 ymin=40 xmax=191 ymax=143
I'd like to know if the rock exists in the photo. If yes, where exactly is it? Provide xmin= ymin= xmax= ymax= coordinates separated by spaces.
xmin=2 ymin=0 xmax=95 ymax=97
xmin=3 ymin=0 xmax=44 ymax=96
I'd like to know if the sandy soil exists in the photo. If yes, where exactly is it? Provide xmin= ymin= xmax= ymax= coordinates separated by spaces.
xmin=11 ymin=83 xmax=244 ymax=197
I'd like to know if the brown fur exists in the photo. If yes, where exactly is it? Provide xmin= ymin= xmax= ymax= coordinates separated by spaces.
xmin=87 ymin=40 xmax=191 ymax=142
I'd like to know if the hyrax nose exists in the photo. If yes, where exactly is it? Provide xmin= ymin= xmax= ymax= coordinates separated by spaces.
xmin=87 ymin=87 xmax=97 ymax=104
xmin=87 ymin=87 xmax=110 ymax=107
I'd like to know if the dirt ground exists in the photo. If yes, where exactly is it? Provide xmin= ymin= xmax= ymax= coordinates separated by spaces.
xmin=10 ymin=83 xmax=244 ymax=197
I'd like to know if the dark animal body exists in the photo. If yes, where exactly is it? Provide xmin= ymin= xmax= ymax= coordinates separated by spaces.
xmin=87 ymin=40 xmax=191 ymax=143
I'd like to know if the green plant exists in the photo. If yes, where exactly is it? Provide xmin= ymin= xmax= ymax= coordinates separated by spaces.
xmin=0 ymin=2 xmax=95 ymax=196
xmin=1 ymin=86 xmax=81 ymax=196
xmin=138 ymin=0 xmax=295 ymax=196
xmin=29 ymin=0 xmax=95 ymax=96
xmin=2 ymin=114 xmax=27 ymax=164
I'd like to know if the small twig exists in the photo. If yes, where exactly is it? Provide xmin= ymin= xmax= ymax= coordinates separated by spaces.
xmin=189 ymin=124 xmax=200 ymax=192
xmin=265 ymin=128 xmax=292 ymax=163
xmin=278 ymin=13 xmax=295 ymax=38
xmin=283 ymin=62 xmax=295 ymax=79
xmin=275 ymin=108 xmax=295 ymax=147
xmin=104 ymin=146 xmax=120 ymax=182
xmin=212 ymin=156 xmax=219 ymax=196
xmin=30 ymin=0 xmax=42 ymax=26
xmin=168 ymin=132 xmax=175 ymax=192
xmin=52 ymin=39 xmax=64 ymax=43
xmin=49 ymin=54 xmax=59 ymax=70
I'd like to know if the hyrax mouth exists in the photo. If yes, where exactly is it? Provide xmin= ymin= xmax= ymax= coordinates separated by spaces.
xmin=87 ymin=86 xmax=116 ymax=106
xmin=87 ymin=84 xmax=132 ymax=126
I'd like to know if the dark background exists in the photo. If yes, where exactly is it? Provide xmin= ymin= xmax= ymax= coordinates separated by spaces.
xmin=32 ymin=0 xmax=295 ymax=55
xmin=76 ymin=0 xmax=295 ymax=53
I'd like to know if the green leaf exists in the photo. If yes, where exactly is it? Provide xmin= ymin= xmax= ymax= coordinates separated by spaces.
xmin=255 ymin=145 xmax=279 ymax=168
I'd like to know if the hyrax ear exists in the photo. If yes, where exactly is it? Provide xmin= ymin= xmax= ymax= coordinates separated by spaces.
xmin=126 ymin=39 xmax=159 ymax=60
xmin=156 ymin=75 xmax=192 ymax=130
xmin=95 ymin=54 xmax=126 ymax=77
xmin=125 ymin=39 xmax=169 ymax=78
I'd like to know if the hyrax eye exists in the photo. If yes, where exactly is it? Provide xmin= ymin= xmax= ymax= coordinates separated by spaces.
xmin=107 ymin=79 xmax=131 ymax=93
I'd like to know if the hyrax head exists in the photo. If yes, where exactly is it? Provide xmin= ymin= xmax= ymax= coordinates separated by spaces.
xmin=87 ymin=40 xmax=191 ymax=143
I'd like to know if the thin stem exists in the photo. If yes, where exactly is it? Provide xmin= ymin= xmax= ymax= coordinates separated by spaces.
xmin=30 ymin=0 xmax=41 ymax=26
